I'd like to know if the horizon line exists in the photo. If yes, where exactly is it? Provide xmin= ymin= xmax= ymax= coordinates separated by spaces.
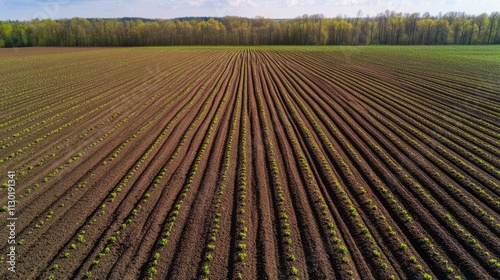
xmin=1 ymin=10 xmax=498 ymax=22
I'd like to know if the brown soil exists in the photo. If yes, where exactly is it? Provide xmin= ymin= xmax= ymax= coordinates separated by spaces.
xmin=0 ymin=47 xmax=498 ymax=280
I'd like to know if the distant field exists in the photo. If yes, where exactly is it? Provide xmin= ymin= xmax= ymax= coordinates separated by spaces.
xmin=0 ymin=46 xmax=499 ymax=279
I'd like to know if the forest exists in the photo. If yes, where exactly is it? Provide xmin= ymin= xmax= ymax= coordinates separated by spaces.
xmin=0 ymin=11 xmax=499 ymax=47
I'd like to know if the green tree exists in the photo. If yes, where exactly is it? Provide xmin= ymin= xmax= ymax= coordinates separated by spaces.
xmin=11 ymin=25 xmax=28 ymax=47
xmin=475 ymin=13 xmax=489 ymax=43
xmin=0 ymin=12 xmax=499 ymax=47
xmin=0 ymin=22 xmax=13 ymax=47
xmin=487 ymin=12 xmax=500 ymax=43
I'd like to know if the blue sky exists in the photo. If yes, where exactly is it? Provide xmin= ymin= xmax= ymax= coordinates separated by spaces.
xmin=1 ymin=0 xmax=499 ymax=20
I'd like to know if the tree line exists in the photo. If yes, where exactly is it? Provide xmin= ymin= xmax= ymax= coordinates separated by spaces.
xmin=1 ymin=11 xmax=499 ymax=47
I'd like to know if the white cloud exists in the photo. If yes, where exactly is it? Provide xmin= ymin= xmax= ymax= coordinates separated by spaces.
xmin=325 ymin=0 xmax=367 ymax=6
xmin=1 ymin=0 xmax=499 ymax=20
xmin=227 ymin=0 xmax=257 ymax=7
xmin=187 ymin=0 xmax=207 ymax=6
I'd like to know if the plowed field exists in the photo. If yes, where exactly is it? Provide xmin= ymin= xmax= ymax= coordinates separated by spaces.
xmin=0 ymin=46 xmax=499 ymax=280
